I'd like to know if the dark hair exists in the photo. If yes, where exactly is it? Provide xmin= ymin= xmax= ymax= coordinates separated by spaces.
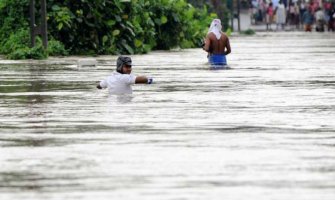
xmin=116 ymin=56 xmax=132 ymax=74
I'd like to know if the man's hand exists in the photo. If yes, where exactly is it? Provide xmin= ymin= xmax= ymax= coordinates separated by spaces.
xmin=147 ymin=78 xmax=153 ymax=84
xmin=201 ymin=41 xmax=205 ymax=48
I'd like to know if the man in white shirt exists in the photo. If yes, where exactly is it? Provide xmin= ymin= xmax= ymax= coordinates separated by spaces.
xmin=97 ymin=56 xmax=152 ymax=94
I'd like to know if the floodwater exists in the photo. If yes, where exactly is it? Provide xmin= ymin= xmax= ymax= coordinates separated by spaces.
xmin=1 ymin=32 xmax=335 ymax=200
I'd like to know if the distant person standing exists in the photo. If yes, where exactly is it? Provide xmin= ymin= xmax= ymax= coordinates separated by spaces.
xmin=266 ymin=2 xmax=274 ymax=31
xmin=302 ymin=6 xmax=314 ymax=32
xmin=288 ymin=2 xmax=295 ymax=25
xmin=328 ymin=3 xmax=335 ymax=31
xmin=203 ymin=19 xmax=231 ymax=68
xmin=276 ymin=1 xmax=286 ymax=31
xmin=315 ymin=7 xmax=325 ymax=32
xmin=289 ymin=2 xmax=300 ymax=29
xmin=299 ymin=0 xmax=307 ymax=28
xmin=97 ymin=56 xmax=153 ymax=94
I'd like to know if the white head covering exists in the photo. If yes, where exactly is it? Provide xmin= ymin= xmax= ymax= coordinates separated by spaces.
xmin=208 ymin=19 xmax=222 ymax=40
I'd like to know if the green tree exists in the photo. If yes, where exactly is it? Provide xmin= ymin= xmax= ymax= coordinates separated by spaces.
xmin=187 ymin=0 xmax=230 ymax=31
xmin=0 ymin=0 xmax=217 ymax=59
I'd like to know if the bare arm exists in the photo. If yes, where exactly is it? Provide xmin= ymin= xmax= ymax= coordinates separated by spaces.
xmin=203 ymin=36 xmax=211 ymax=52
xmin=224 ymin=38 xmax=231 ymax=55
xmin=135 ymin=76 xmax=153 ymax=84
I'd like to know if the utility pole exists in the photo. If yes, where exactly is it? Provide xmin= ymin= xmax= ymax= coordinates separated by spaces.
xmin=230 ymin=0 xmax=234 ymax=31
xmin=237 ymin=0 xmax=240 ymax=32
xmin=29 ymin=0 xmax=48 ymax=49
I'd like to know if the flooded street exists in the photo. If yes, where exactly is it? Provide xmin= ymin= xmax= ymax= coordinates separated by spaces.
xmin=1 ymin=32 xmax=335 ymax=200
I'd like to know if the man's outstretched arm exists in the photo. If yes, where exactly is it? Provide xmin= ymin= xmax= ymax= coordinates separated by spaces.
xmin=135 ymin=76 xmax=153 ymax=84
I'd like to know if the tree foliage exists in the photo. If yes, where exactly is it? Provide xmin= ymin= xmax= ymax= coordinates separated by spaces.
xmin=0 ymin=0 xmax=217 ymax=59
xmin=187 ymin=0 xmax=230 ymax=31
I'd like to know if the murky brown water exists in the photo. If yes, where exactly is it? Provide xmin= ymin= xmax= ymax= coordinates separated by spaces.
xmin=1 ymin=32 xmax=335 ymax=200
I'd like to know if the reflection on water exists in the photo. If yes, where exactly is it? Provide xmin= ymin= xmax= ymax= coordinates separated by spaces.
xmin=108 ymin=94 xmax=134 ymax=104
xmin=1 ymin=32 xmax=335 ymax=200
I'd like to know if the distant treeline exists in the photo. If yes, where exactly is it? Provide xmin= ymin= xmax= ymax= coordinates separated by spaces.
xmin=0 ymin=0 xmax=222 ymax=59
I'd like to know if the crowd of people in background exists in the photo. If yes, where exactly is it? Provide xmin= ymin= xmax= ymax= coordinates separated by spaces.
xmin=250 ymin=0 xmax=335 ymax=32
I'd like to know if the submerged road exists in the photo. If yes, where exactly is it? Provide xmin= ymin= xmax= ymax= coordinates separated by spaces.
xmin=1 ymin=32 xmax=335 ymax=200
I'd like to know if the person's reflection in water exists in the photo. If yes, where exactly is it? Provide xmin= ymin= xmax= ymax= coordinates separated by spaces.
xmin=97 ymin=56 xmax=153 ymax=95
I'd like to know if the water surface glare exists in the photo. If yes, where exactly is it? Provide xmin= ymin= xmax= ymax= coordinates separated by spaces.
xmin=1 ymin=32 xmax=335 ymax=200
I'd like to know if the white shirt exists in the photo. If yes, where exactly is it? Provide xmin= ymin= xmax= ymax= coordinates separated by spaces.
xmin=99 ymin=72 xmax=136 ymax=94
xmin=315 ymin=10 xmax=325 ymax=21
